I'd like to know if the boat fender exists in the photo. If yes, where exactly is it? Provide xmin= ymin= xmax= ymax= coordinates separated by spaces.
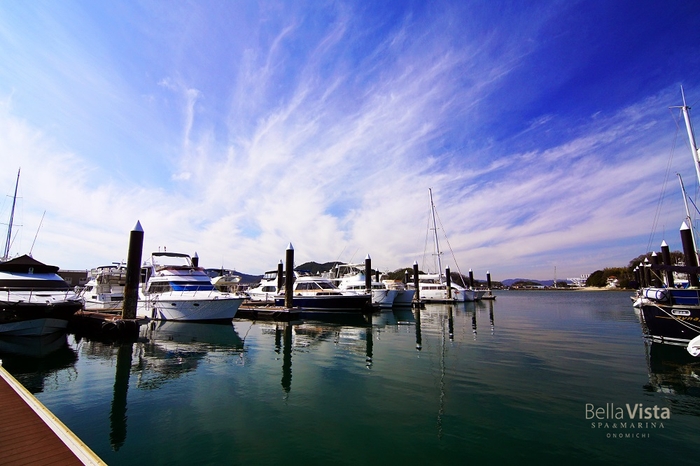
xmin=643 ymin=288 xmax=668 ymax=302
xmin=688 ymin=334 xmax=700 ymax=357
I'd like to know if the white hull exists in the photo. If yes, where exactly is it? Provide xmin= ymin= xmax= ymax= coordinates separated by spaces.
xmin=83 ymin=298 xmax=123 ymax=312
xmin=246 ymin=290 xmax=277 ymax=303
xmin=137 ymin=293 xmax=244 ymax=321
xmin=0 ymin=317 xmax=69 ymax=336
xmin=393 ymin=288 xmax=415 ymax=306
xmin=373 ymin=289 xmax=398 ymax=308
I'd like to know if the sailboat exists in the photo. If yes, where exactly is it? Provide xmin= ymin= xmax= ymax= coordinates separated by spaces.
xmin=639 ymin=89 xmax=700 ymax=349
xmin=0 ymin=169 xmax=83 ymax=335
xmin=412 ymin=188 xmax=484 ymax=303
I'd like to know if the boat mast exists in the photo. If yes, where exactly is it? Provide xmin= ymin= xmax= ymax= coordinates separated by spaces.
xmin=429 ymin=188 xmax=444 ymax=280
xmin=3 ymin=168 xmax=20 ymax=261
xmin=681 ymin=87 xmax=700 ymax=187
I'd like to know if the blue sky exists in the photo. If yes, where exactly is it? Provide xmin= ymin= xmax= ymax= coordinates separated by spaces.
xmin=1 ymin=0 xmax=700 ymax=281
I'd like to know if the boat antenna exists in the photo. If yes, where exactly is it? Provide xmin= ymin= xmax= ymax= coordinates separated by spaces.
xmin=29 ymin=210 xmax=45 ymax=256
xmin=3 ymin=168 xmax=20 ymax=261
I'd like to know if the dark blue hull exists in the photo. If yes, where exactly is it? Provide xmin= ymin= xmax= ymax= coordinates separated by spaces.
xmin=274 ymin=294 xmax=371 ymax=312
xmin=640 ymin=288 xmax=700 ymax=343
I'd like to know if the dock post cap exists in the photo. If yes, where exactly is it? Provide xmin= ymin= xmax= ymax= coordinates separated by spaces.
xmin=287 ymin=243 xmax=294 ymax=250
xmin=681 ymin=221 xmax=690 ymax=230
xmin=661 ymin=240 xmax=668 ymax=247
xmin=365 ymin=254 xmax=371 ymax=260
xmin=133 ymin=221 xmax=143 ymax=232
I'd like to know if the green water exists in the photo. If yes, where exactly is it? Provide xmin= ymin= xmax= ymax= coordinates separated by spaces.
xmin=2 ymin=291 xmax=699 ymax=465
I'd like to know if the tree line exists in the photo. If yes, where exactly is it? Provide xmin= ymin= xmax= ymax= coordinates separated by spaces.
xmin=585 ymin=250 xmax=685 ymax=288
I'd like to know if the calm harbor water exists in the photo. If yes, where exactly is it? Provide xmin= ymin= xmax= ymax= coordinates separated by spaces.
xmin=2 ymin=290 xmax=700 ymax=465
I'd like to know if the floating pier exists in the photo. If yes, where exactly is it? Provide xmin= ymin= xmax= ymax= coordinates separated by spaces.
xmin=69 ymin=311 xmax=143 ymax=341
xmin=237 ymin=302 xmax=302 ymax=320
xmin=0 ymin=362 xmax=105 ymax=465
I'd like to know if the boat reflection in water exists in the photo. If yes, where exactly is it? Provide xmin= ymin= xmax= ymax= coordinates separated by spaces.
xmin=0 ymin=332 xmax=77 ymax=393
xmin=644 ymin=340 xmax=700 ymax=416
xmin=135 ymin=321 xmax=245 ymax=388
xmin=105 ymin=321 xmax=245 ymax=451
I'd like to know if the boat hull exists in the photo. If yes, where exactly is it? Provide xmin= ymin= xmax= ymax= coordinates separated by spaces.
xmin=137 ymin=294 xmax=244 ymax=321
xmin=0 ymin=301 xmax=83 ymax=336
xmin=640 ymin=303 xmax=700 ymax=344
xmin=393 ymin=289 xmax=415 ymax=306
xmin=274 ymin=294 xmax=371 ymax=312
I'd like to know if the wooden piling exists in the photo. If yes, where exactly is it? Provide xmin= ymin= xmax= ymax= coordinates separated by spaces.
xmin=277 ymin=260 xmax=284 ymax=293
xmin=413 ymin=261 xmax=420 ymax=302
xmin=650 ymin=252 xmax=661 ymax=287
xmin=122 ymin=221 xmax=143 ymax=320
xmin=445 ymin=266 xmax=452 ymax=299
xmin=660 ymin=240 xmax=675 ymax=288
xmin=681 ymin=221 xmax=700 ymax=287
xmin=284 ymin=244 xmax=294 ymax=309
xmin=365 ymin=255 xmax=372 ymax=294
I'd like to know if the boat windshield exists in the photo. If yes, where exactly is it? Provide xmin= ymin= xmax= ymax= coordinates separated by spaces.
xmin=148 ymin=281 xmax=216 ymax=293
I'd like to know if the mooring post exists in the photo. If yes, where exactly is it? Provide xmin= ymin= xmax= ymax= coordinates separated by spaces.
xmin=404 ymin=269 xmax=409 ymax=285
xmin=445 ymin=266 xmax=452 ymax=299
xmin=680 ymin=221 xmax=700 ymax=287
xmin=643 ymin=258 xmax=651 ymax=288
xmin=285 ymin=243 xmax=294 ymax=309
xmin=638 ymin=262 xmax=645 ymax=288
xmin=277 ymin=260 xmax=284 ymax=293
xmin=365 ymin=254 xmax=372 ymax=295
xmin=660 ymin=240 xmax=675 ymax=288
xmin=650 ymin=252 xmax=661 ymax=287
xmin=469 ymin=269 xmax=474 ymax=289
xmin=486 ymin=271 xmax=492 ymax=290
xmin=122 ymin=221 xmax=144 ymax=320
xmin=413 ymin=261 xmax=420 ymax=303
xmin=192 ymin=252 xmax=199 ymax=268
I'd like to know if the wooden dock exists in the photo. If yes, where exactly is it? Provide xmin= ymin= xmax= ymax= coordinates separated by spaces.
xmin=0 ymin=363 xmax=105 ymax=465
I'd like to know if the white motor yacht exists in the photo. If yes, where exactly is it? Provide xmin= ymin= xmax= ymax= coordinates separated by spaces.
xmin=137 ymin=252 xmax=244 ymax=321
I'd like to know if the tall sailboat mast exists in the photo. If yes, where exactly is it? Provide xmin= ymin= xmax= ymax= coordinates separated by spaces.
xmin=429 ymin=188 xmax=444 ymax=279
xmin=681 ymin=87 xmax=700 ymax=186
xmin=3 ymin=168 xmax=20 ymax=261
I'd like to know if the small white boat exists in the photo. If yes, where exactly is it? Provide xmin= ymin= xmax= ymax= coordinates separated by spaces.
xmin=137 ymin=252 xmax=244 ymax=321
xmin=205 ymin=268 xmax=242 ymax=292
xmin=79 ymin=263 xmax=127 ymax=312
xmin=330 ymin=263 xmax=397 ymax=308
xmin=247 ymin=269 xmax=282 ymax=302
xmin=412 ymin=274 xmax=481 ymax=302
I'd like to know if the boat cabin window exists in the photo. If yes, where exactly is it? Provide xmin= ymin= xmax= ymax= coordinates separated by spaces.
xmin=170 ymin=282 xmax=215 ymax=292
xmin=262 ymin=286 xmax=276 ymax=292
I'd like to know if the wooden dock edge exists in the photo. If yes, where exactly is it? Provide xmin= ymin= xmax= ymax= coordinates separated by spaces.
xmin=0 ymin=361 xmax=106 ymax=466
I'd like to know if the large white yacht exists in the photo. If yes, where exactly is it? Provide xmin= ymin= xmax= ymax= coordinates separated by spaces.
xmin=137 ymin=251 xmax=244 ymax=321
xmin=0 ymin=255 xmax=83 ymax=335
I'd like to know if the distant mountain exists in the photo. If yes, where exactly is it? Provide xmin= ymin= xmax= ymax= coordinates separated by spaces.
xmin=501 ymin=278 xmax=555 ymax=287
xmin=296 ymin=261 xmax=342 ymax=275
